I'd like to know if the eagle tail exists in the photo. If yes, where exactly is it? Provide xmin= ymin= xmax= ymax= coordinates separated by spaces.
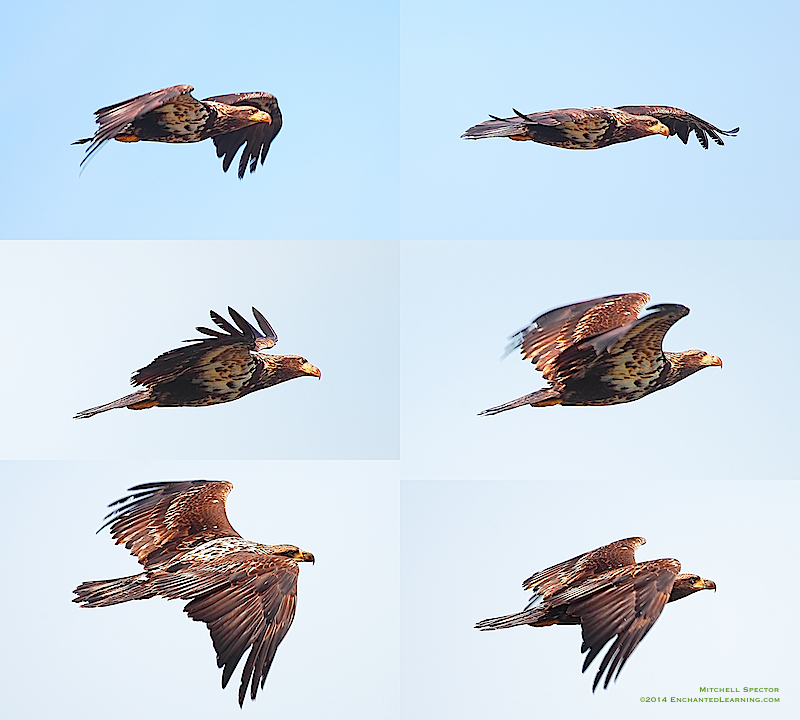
xmin=73 ymin=573 xmax=156 ymax=608
xmin=475 ymin=611 xmax=532 ymax=631
xmin=462 ymin=119 xmax=526 ymax=140
xmin=479 ymin=389 xmax=562 ymax=416
xmin=73 ymin=390 xmax=153 ymax=419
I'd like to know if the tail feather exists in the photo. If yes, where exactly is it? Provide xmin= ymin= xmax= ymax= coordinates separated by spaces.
xmin=475 ymin=611 xmax=532 ymax=631
xmin=73 ymin=573 xmax=156 ymax=607
xmin=74 ymin=390 xmax=153 ymax=419
xmin=479 ymin=388 xmax=561 ymax=416
xmin=462 ymin=119 xmax=526 ymax=139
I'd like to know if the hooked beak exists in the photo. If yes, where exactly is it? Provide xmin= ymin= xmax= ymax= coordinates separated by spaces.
xmin=249 ymin=110 xmax=273 ymax=124
xmin=302 ymin=362 xmax=322 ymax=379
xmin=702 ymin=354 xmax=723 ymax=368
xmin=695 ymin=578 xmax=716 ymax=592
xmin=653 ymin=121 xmax=670 ymax=138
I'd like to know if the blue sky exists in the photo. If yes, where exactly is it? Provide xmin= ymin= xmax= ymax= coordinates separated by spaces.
xmin=2 ymin=1 xmax=799 ymax=718
xmin=2 ymin=1 xmax=798 ymax=241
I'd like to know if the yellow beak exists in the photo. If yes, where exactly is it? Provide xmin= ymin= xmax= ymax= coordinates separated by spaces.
xmin=302 ymin=362 xmax=322 ymax=379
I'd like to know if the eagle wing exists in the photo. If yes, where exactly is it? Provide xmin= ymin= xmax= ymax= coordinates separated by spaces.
xmin=132 ymin=306 xmax=276 ymax=389
xmin=76 ymin=85 xmax=201 ymax=166
xmin=568 ymin=559 xmax=681 ymax=690
xmin=99 ymin=480 xmax=241 ymax=567
xmin=505 ymin=108 xmax=600 ymax=127
xmin=615 ymin=105 xmax=739 ymax=148
xmin=522 ymin=538 xmax=645 ymax=599
xmin=205 ymin=93 xmax=283 ymax=178
xmin=510 ymin=294 xmax=651 ymax=383
xmin=157 ymin=552 xmax=301 ymax=706
xmin=462 ymin=107 xmax=613 ymax=141
xmin=550 ymin=303 xmax=689 ymax=394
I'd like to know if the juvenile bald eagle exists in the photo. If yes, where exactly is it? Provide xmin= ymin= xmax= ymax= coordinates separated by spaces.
xmin=73 ymin=480 xmax=315 ymax=706
xmin=476 ymin=537 xmax=715 ymax=691
xmin=480 ymin=293 xmax=721 ymax=415
xmin=462 ymin=106 xmax=738 ymax=149
xmin=73 ymin=85 xmax=282 ymax=177
xmin=74 ymin=307 xmax=320 ymax=418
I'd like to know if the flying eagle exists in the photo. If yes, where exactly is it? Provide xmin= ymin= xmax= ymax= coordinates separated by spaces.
xmin=73 ymin=85 xmax=282 ymax=178
xmin=480 ymin=293 xmax=721 ymax=415
xmin=73 ymin=480 xmax=315 ymax=706
xmin=462 ymin=106 xmax=738 ymax=149
xmin=476 ymin=537 xmax=715 ymax=691
xmin=74 ymin=306 xmax=320 ymax=418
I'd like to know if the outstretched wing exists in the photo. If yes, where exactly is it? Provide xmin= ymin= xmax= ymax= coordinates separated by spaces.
xmin=522 ymin=538 xmax=644 ymax=600
xmin=509 ymin=294 xmax=650 ymax=383
xmin=158 ymin=552 xmax=301 ymax=706
xmin=615 ymin=106 xmax=739 ymax=148
xmin=75 ymin=85 xmax=200 ymax=166
xmin=99 ymin=480 xmax=240 ymax=567
xmin=132 ymin=306 xmax=276 ymax=388
xmin=570 ymin=559 xmax=680 ymax=690
xmin=206 ymin=93 xmax=282 ymax=178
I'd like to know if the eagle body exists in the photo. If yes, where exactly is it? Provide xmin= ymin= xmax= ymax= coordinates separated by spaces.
xmin=127 ymin=347 xmax=313 ymax=409
xmin=74 ymin=85 xmax=282 ymax=177
xmin=480 ymin=293 xmax=721 ymax=415
xmin=553 ymin=346 xmax=711 ymax=406
xmin=73 ymin=480 xmax=315 ymax=706
xmin=462 ymin=105 xmax=738 ymax=149
xmin=476 ymin=537 xmax=716 ymax=690
xmin=74 ymin=307 xmax=320 ymax=418
xmin=114 ymin=91 xmax=215 ymax=143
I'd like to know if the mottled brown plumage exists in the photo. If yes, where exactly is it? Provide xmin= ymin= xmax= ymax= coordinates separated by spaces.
xmin=73 ymin=85 xmax=282 ymax=177
xmin=74 ymin=307 xmax=320 ymax=418
xmin=73 ymin=480 xmax=315 ymax=706
xmin=476 ymin=537 xmax=715 ymax=690
xmin=480 ymin=293 xmax=721 ymax=415
xmin=462 ymin=106 xmax=738 ymax=149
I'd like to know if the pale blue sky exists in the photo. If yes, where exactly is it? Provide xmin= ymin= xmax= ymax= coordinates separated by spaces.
xmin=2 ymin=1 xmax=798 ymax=241
xmin=1 ymin=1 xmax=798 ymax=718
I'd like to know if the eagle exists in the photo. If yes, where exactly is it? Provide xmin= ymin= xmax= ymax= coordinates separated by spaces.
xmin=73 ymin=480 xmax=315 ymax=706
xmin=475 ymin=537 xmax=716 ymax=691
xmin=462 ymin=106 xmax=738 ymax=149
xmin=480 ymin=293 xmax=721 ymax=415
xmin=74 ymin=306 xmax=320 ymax=418
xmin=73 ymin=85 xmax=282 ymax=178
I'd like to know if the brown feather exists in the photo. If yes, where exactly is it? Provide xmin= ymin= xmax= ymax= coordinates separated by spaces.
xmin=463 ymin=105 xmax=737 ymax=149
xmin=475 ymin=538 xmax=715 ymax=691
xmin=74 ymin=307 xmax=319 ymax=418
xmin=75 ymin=86 xmax=282 ymax=177
xmin=73 ymin=480 xmax=313 ymax=706
xmin=480 ymin=294 xmax=720 ymax=414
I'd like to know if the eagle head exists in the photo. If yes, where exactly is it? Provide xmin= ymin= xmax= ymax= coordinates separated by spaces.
xmin=668 ymin=573 xmax=716 ymax=602
xmin=248 ymin=109 xmax=273 ymax=124
xmin=649 ymin=119 xmax=670 ymax=138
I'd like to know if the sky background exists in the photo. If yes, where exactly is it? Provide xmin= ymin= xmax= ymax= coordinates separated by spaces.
xmin=1 ymin=0 xmax=798 ymax=241
xmin=1 ymin=1 xmax=798 ymax=719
